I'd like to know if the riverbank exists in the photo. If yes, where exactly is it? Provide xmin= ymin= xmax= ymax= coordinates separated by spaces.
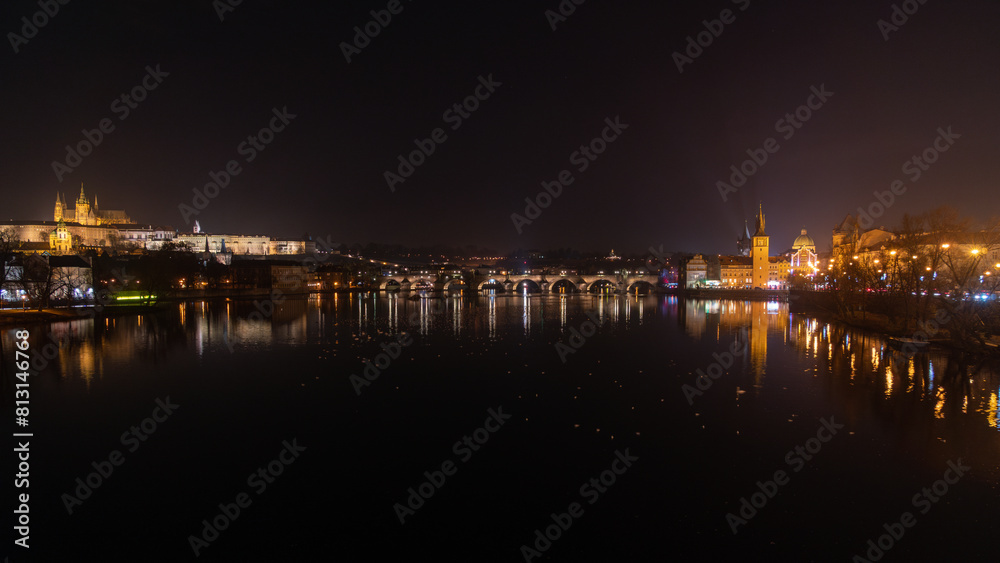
xmin=0 ymin=309 xmax=83 ymax=326
xmin=683 ymin=288 xmax=789 ymax=300
xmin=785 ymin=290 xmax=1000 ymax=358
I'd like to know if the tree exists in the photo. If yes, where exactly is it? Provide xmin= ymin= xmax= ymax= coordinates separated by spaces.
xmin=133 ymin=244 xmax=199 ymax=304
xmin=19 ymin=255 xmax=66 ymax=310
xmin=0 ymin=227 xmax=21 ymax=303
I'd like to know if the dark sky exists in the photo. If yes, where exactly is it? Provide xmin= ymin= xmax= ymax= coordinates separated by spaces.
xmin=2 ymin=0 xmax=999 ymax=255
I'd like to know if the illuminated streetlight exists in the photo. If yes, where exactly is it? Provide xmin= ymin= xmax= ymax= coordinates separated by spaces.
xmin=942 ymin=244 xmax=950 ymax=249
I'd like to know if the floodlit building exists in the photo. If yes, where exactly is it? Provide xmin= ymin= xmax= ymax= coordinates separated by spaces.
xmin=54 ymin=184 xmax=133 ymax=226
xmin=790 ymin=228 xmax=819 ymax=274
xmin=751 ymin=204 xmax=770 ymax=289
xmin=684 ymin=254 xmax=708 ymax=288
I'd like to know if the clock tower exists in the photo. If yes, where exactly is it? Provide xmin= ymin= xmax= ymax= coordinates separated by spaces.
xmin=752 ymin=203 xmax=769 ymax=289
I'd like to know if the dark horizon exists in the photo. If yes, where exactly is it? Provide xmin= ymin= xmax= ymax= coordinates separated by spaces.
xmin=3 ymin=0 xmax=999 ymax=255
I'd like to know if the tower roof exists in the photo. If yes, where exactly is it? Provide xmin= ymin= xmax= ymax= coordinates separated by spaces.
xmin=753 ymin=202 xmax=766 ymax=237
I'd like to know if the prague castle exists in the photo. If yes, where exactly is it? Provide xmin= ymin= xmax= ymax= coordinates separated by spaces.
xmin=2 ymin=185 xmax=313 ymax=257
xmin=55 ymin=184 xmax=133 ymax=226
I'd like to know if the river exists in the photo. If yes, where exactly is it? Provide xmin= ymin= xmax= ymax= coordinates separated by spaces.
xmin=4 ymin=294 xmax=999 ymax=561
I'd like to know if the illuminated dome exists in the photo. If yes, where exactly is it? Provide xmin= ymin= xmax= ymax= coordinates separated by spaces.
xmin=792 ymin=229 xmax=815 ymax=251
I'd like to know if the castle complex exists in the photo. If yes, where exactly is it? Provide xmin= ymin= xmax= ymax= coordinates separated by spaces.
xmin=0 ymin=184 xmax=313 ymax=257
xmin=54 ymin=184 xmax=133 ymax=226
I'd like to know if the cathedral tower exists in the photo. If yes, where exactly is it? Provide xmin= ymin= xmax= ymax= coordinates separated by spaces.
xmin=76 ymin=183 xmax=92 ymax=225
xmin=752 ymin=203 xmax=770 ymax=289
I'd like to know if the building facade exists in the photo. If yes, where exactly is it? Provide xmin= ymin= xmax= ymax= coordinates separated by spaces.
xmin=684 ymin=254 xmax=708 ymax=288
xmin=790 ymin=229 xmax=818 ymax=273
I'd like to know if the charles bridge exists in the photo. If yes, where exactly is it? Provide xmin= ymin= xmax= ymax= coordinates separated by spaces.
xmin=377 ymin=270 xmax=661 ymax=294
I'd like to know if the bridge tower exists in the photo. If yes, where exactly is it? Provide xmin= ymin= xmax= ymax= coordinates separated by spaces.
xmin=752 ymin=203 xmax=769 ymax=289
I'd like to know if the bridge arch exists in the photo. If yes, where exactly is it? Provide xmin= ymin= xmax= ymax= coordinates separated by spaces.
xmin=587 ymin=279 xmax=618 ymax=294
xmin=551 ymin=279 xmax=579 ymax=293
xmin=514 ymin=279 xmax=541 ymax=294
xmin=443 ymin=278 xmax=467 ymax=292
xmin=412 ymin=279 xmax=435 ymax=291
xmin=380 ymin=278 xmax=405 ymax=291
xmin=477 ymin=278 xmax=505 ymax=292
xmin=627 ymin=281 xmax=655 ymax=295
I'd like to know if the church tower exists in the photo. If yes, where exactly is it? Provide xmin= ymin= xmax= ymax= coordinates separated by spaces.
xmin=54 ymin=192 xmax=64 ymax=222
xmin=752 ymin=203 xmax=770 ymax=289
xmin=76 ymin=183 xmax=92 ymax=225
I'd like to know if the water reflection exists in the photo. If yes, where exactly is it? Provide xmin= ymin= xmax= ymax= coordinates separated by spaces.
xmin=682 ymin=299 xmax=788 ymax=383
xmin=674 ymin=298 xmax=1000 ymax=429
xmin=6 ymin=295 xmax=998 ymax=430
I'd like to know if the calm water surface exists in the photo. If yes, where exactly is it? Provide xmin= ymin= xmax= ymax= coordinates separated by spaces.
xmin=4 ymin=294 xmax=1000 ymax=562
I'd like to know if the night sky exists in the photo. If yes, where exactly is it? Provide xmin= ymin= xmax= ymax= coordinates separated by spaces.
xmin=2 ymin=0 xmax=999 ymax=254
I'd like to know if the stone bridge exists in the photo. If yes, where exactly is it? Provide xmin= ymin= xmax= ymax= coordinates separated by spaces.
xmin=378 ymin=271 xmax=660 ymax=294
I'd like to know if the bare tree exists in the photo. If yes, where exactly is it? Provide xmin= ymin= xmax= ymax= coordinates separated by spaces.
xmin=0 ymin=227 xmax=21 ymax=302
xmin=19 ymin=255 xmax=64 ymax=310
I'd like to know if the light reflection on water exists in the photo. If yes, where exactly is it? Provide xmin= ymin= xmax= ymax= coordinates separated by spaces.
xmin=7 ymin=295 xmax=1000 ymax=430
